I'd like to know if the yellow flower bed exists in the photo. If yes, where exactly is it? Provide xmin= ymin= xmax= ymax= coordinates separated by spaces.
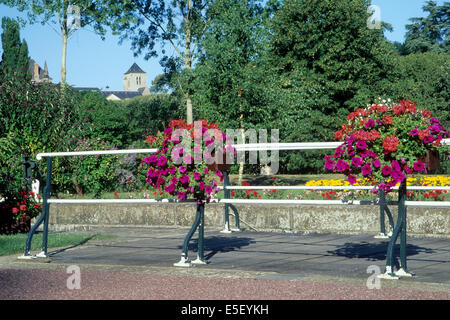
xmin=306 ymin=176 xmax=450 ymax=187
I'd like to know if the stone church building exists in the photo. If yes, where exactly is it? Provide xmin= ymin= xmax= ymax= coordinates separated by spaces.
xmin=29 ymin=59 xmax=52 ymax=83
xmin=102 ymin=63 xmax=151 ymax=100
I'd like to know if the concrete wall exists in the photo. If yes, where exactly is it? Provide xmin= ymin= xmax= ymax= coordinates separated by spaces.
xmin=46 ymin=203 xmax=450 ymax=237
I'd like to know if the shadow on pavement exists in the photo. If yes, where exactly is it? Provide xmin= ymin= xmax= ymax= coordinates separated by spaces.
xmin=327 ymin=241 xmax=436 ymax=264
xmin=181 ymin=236 xmax=256 ymax=260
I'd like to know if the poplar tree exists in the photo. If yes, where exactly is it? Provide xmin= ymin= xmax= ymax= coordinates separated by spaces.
xmin=0 ymin=0 xmax=112 ymax=85
xmin=0 ymin=17 xmax=29 ymax=77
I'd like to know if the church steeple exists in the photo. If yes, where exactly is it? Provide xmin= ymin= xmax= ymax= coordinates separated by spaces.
xmin=43 ymin=61 xmax=48 ymax=76
xmin=123 ymin=62 xmax=147 ymax=92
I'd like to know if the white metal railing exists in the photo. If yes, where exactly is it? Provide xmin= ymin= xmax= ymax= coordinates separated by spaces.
xmin=35 ymin=139 xmax=450 ymax=159
xmin=30 ymin=140 xmax=450 ymax=209
xmin=36 ymin=148 xmax=158 ymax=160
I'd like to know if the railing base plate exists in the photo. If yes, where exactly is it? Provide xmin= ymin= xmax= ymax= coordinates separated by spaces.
xmin=173 ymin=257 xmax=193 ymax=268
xmin=17 ymin=254 xmax=36 ymax=260
xmin=36 ymin=251 xmax=48 ymax=258
xmin=395 ymin=268 xmax=414 ymax=277
xmin=377 ymin=272 xmax=400 ymax=280
xmin=191 ymin=258 xmax=209 ymax=265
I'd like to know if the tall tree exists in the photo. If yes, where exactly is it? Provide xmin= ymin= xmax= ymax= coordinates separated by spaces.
xmin=263 ymin=0 xmax=397 ymax=172
xmin=403 ymin=1 xmax=449 ymax=55
xmin=192 ymin=0 xmax=270 ymax=178
xmin=0 ymin=0 xmax=112 ymax=84
xmin=0 ymin=17 xmax=29 ymax=77
xmin=105 ymin=0 xmax=212 ymax=124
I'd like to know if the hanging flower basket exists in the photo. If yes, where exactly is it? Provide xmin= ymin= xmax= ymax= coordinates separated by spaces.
xmin=325 ymin=99 xmax=449 ymax=192
xmin=143 ymin=120 xmax=235 ymax=204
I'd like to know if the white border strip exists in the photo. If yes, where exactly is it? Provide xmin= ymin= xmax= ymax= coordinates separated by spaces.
xmin=221 ymin=186 xmax=450 ymax=191
xmin=45 ymin=198 xmax=449 ymax=207
xmin=47 ymin=198 xmax=196 ymax=204
xmin=405 ymin=201 xmax=450 ymax=207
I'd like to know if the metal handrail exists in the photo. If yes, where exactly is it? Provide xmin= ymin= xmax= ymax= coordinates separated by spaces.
xmin=23 ymin=139 xmax=450 ymax=276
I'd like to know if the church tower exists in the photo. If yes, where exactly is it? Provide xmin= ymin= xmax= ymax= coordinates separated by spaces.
xmin=123 ymin=63 xmax=148 ymax=92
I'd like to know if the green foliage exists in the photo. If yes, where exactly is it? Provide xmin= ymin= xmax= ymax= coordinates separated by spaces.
xmin=117 ymin=94 xmax=184 ymax=142
xmin=193 ymin=0 xmax=269 ymax=131
xmin=0 ymin=17 xmax=29 ymax=78
xmin=53 ymin=138 xmax=118 ymax=197
xmin=0 ymin=75 xmax=88 ymax=202
xmin=0 ymin=132 xmax=22 ymax=193
xmin=403 ymin=1 xmax=449 ymax=55
xmin=77 ymin=91 xmax=131 ymax=147
xmin=389 ymin=51 xmax=449 ymax=131
xmin=0 ymin=75 xmax=84 ymax=156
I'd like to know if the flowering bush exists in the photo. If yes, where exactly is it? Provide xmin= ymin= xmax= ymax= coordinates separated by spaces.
xmin=1 ymin=190 xmax=42 ymax=221
xmin=325 ymin=99 xmax=449 ymax=192
xmin=142 ymin=119 xmax=235 ymax=204
xmin=53 ymin=137 xmax=118 ymax=197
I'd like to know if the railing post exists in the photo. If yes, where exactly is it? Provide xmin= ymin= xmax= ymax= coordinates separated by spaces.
xmin=22 ymin=155 xmax=31 ymax=191
xmin=19 ymin=157 xmax=52 ymax=260
xmin=375 ymin=190 xmax=394 ymax=239
xmin=192 ymin=203 xmax=208 ymax=265
xmin=395 ymin=180 xmax=414 ymax=277
xmin=174 ymin=203 xmax=209 ymax=267
xmin=378 ymin=179 xmax=414 ymax=279
xmin=221 ymin=171 xmax=232 ymax=233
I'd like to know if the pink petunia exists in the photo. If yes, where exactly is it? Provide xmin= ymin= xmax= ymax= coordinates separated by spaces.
xmin=336 ymin=160 xmax=349 ymax=172
xmin=351 ymin=157 xmax=363 ymax=167
xmin=348 ymin=174 xmax=357 ymax=185
xmin=372 ymin=159 xmax=381 ymax=168
xmin=381 ymin=165 xmax=392 ymax=176
xmin=356 ymin=140 xmax=367 ymax=150
xmin=193 ymin=172 xmax=202 ymax=181
xmin=413 ymin=161 xmax=425 ymax=172
xmin=179 ymin=166 xmax=187 ymax=173
xmin=361 ymin=163 xmax=372 ymax=176
xmin=324 ymin=159 xmax=335 ymax=171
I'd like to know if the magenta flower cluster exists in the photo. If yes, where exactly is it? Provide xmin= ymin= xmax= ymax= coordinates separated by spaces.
xmin=324 ymin=101 xmax=449 ymax=193
xmin=142 ymin=121 xmax=233 ymax=204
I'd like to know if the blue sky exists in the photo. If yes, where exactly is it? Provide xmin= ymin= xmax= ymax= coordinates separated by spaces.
xmin=0 ymin=0 xmax=445 ymax=90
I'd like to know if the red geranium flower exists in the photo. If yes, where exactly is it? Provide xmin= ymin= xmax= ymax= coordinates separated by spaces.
xmin=383 ymin=136 xmax=399 ymax=152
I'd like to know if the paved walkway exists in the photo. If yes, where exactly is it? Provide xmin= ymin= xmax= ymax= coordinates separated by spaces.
xmin=1 ymin=227 xmax=450 ymax=300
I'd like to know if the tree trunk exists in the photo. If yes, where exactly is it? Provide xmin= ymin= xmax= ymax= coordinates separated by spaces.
xmin=61 ymin=29 xmax=67 ymax=85
xmin=238 ymin=115 xmax=245 ymax=185
xmin=72 ymin=176 xmax=83 ymax=196
xmin=184 ymin=0 xmax=193 ymax=124
xmin=186 ymin=96 xmax=193 ymax=124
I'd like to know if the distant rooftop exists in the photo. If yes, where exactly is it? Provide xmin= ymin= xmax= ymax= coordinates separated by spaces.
xmin=101 ymin=90 xmax=142 ymax=100
xmin=124 ymin=63 xmax=146 ymax=74
xmin=71 ymin=86 xmax=101 ymax=92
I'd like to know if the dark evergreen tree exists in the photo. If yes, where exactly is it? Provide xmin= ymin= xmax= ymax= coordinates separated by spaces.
xmin=403 ymin=1 xmax=449 ymax=55
xmin=0 ymin=17 xmax=29 ymax=77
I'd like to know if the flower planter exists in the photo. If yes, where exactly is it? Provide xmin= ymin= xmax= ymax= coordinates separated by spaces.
xmin=420 ymin=150 xmax=440 ymax=172
xmin=207 ymin=151 xmax=231 ymax=172
xmin=325 ymin=99 xmax=449 ymax=192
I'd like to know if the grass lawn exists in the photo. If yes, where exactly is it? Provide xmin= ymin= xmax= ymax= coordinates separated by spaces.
xmin=0 ymin=232 xmax=116 ymax=256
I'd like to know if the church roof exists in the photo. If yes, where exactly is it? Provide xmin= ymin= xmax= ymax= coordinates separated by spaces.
xmin=124 ymin=63 xmax=146 ymax=74
xmin=101 ymin=90 xmax=142 ymax=100
xmin=72 ymin=86 xmax=101 ymax=92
